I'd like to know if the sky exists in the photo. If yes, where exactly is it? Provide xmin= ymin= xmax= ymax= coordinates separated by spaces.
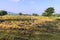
xmin=0 ymin=0 xmax=60 ymax=15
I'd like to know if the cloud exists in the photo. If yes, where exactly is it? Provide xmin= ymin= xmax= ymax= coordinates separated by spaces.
xmin=11 ymin=0 xmax=20 ymax=2
xmin=8 ymin=0 xmax=24 ymax=2
xmin=30 ymin=1 xmax=35 ymax=4
xmin=31 ymin=1 xmax=35 ymax=4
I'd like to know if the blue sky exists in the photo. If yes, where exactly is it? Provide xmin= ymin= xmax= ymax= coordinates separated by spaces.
xmin=0 ymin=0 xmax=60 ymax=15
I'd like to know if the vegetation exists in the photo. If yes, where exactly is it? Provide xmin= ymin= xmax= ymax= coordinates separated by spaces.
xmin=42 ymin=7 xmax=55 ymax=16
xmin=0 ymin=10 xmax=8 ymax=16
xmin=19 ymin=12 xmax=23 ymax=15
xmin=0 ymin=7 xmax=60 ymax=40
xmin=32 ymin=13 xmax=39 ymax=16
xmin=53 ymin=14 xmax=60 ymax=17
xmin=0 ymin=15 xmax=59 ymax=40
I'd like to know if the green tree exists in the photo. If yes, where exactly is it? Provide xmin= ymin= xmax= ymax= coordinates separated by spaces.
xmin=19 ymin=12 xmax=23 ymax=15
xmin=0 ymin=10 xmax=8 ymax=16
xmin=42 ymin=7 xmax=55 ymax=16
xmin=32 ymin=13 xmax=39 ymax=16
xmin=42 ymin=12 xmax=48 ymax=16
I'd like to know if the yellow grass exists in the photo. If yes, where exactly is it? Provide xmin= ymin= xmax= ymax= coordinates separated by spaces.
xmin=0 ymin=15 xmax=55 ymax=30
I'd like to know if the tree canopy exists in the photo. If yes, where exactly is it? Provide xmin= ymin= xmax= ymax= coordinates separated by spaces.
xmin=0 ymin=10 xmax=8 ymax=16
xmin=42 ymin=7 xmax=55 ymax=16
xmin=32 ymin=13 xmax=39 ymax=16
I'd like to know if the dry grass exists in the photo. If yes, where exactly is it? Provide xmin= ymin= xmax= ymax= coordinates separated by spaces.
xmin=0 ymin=15 xmax=56 ymax=31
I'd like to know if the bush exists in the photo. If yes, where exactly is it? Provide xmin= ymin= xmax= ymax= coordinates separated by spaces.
xmin=0 ymin=10 xmax=8 ymax=16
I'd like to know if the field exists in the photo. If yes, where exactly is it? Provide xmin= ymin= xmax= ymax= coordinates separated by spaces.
xmin=0 ymin=15 xmax=60 ymax=40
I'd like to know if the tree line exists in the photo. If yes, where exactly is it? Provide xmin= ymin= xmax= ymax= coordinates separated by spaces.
xmin=0 ymin=7 xmax=60 ymax=17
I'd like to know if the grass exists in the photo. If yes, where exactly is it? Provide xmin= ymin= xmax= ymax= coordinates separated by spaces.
xmin=0 ymin=15 xmax=60 ymax=40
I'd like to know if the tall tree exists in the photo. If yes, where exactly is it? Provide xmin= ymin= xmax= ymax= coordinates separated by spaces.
xmin=0 ymin=10 xmax=8 ymax=16
xmin=42 ymin=7 xmax=55 ymax=16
